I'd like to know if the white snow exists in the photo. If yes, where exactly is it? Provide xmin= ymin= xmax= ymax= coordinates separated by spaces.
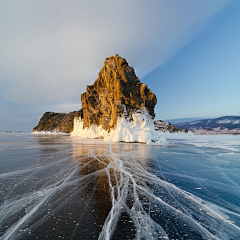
xmin=72 ymin=111 xmax=171 ymax=143
xmin=193 ymin=127 xmax=240 ymax=135
xmin=32 ymin=131 xmax=68 ymax=135
xmin=104 ymin=112 xmax=166 ymax=143
xmin=189 ymin=121 xmax=201 ymax=125
xmin=71 ymin=118 xmax=109 ymax=139
xmin=232 ymin=120 xmax=240 ymax=124
xmin=217 ymin=119 xmax=232 ymax=124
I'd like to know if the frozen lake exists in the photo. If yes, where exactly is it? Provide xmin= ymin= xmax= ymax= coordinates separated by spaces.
xmin=0 ymin=133 xmax=240 ymax=239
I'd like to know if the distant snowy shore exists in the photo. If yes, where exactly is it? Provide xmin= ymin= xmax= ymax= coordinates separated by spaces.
xmin=193 ymin=128 xmax=240 ymax=135
xmin=175 ymin=116 xmax=240 ymax=135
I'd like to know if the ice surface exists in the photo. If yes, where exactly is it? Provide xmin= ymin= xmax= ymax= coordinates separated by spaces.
xmin=0 ymin=133 xmax=240 ymax=239
xmin=181 ymin=134 xmax=240 ymax=152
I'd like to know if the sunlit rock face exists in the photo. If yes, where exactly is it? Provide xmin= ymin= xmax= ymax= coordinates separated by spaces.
xmin=79 ymin=54 xmax=157 ymax=131
xmin=33 ymin=54 xmax=157 ymax=133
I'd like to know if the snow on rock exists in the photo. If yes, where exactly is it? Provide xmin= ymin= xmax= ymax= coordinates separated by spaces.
xmin=71 ymin=118 xmax=109 ymax=139
xmin=217 ymin=119 xmax=232 ymax=124
xmin=72 ymin=111 xmax=166 ymax=143
xmin=188 ymin=121 xmax=201 ymax=125
xmin=233 ymin=120 xmax=240 ymax=124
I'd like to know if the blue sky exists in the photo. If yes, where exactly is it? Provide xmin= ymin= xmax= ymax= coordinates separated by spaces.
xmin=143 ymin=0 xmax=240 ymax=121
xmin=0 ymin=0 xmax=239 ymax=131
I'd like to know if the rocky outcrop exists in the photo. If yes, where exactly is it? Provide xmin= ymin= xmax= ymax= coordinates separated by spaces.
xmin=78 ymin=54 xmax=157 ymax=131
xmin=33 ymin=111 xmax=77 ymax=133
xmin=33 ymin=54 xmax=157 ymax=133
xmin=154 ymin=120 xmax=187 ymax=133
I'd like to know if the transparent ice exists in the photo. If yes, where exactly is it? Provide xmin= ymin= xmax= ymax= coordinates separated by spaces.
xmin=0 ymin=132 xmax=240 ymax=239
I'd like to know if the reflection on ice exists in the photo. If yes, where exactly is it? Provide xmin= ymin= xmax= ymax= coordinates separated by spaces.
xmin=0 ymin=134 xmax=240 ymax=239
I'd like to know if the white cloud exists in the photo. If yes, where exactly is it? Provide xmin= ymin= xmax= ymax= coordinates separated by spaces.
xmin=0 ymin=0 xmax=230 ymax=106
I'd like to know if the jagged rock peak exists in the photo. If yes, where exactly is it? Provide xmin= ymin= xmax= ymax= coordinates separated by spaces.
xmin=78 ymin=54 xmax=157 ymax=131
xmin=33 ymin=54 xmax=157 ymax=133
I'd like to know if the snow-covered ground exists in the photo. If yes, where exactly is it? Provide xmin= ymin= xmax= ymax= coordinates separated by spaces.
xmin=175 ymin=116 xmax=240 ymax=135
xmin=193 ymin=127 xmax=240 ymax=135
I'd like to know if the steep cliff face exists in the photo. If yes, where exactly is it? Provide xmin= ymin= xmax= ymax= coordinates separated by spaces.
xmin=79 ymin=54 xmax=157 ymax=131
xmin=33 ymin=54 xmax=157 ymax=133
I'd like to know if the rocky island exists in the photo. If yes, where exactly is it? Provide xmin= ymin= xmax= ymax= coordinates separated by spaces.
xmin=33 ymin=54 xmax=185 ymax=141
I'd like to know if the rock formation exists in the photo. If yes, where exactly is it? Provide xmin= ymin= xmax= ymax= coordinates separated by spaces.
xmin=33 ymin=111 xmax=77 ymax=133
xmin=154 ymin=120 xmax=187 ymax=133
xmin=78 ymin=54 xmax=157 ymax=131
xmin=33 ymin=54 xmax=157 ymax=133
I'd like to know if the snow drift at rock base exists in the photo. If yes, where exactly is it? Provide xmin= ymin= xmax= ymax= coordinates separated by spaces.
xmin=72 ymin=111 xmax=167 ymax=143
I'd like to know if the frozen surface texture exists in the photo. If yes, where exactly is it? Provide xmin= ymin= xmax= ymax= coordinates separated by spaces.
xmin=1 ymin=133 xmax=240 ymax=239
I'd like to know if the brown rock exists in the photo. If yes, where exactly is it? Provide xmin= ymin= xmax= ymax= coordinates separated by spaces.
xmin=154 ymin=120 xmax=183 ymax=133
xmin=80 ymin=54 xmax=157 ymax=131
xmin=33 ymin=111 xmax=78 ymax=133
xmin=33 ymin=54 xmax=157 ymax=133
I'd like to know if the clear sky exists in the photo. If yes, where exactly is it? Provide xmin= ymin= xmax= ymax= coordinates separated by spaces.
xmin=0 ymin=0 xmax=239 ymax=131
xmin=143 ymin=0 xmax=240 ymax=122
